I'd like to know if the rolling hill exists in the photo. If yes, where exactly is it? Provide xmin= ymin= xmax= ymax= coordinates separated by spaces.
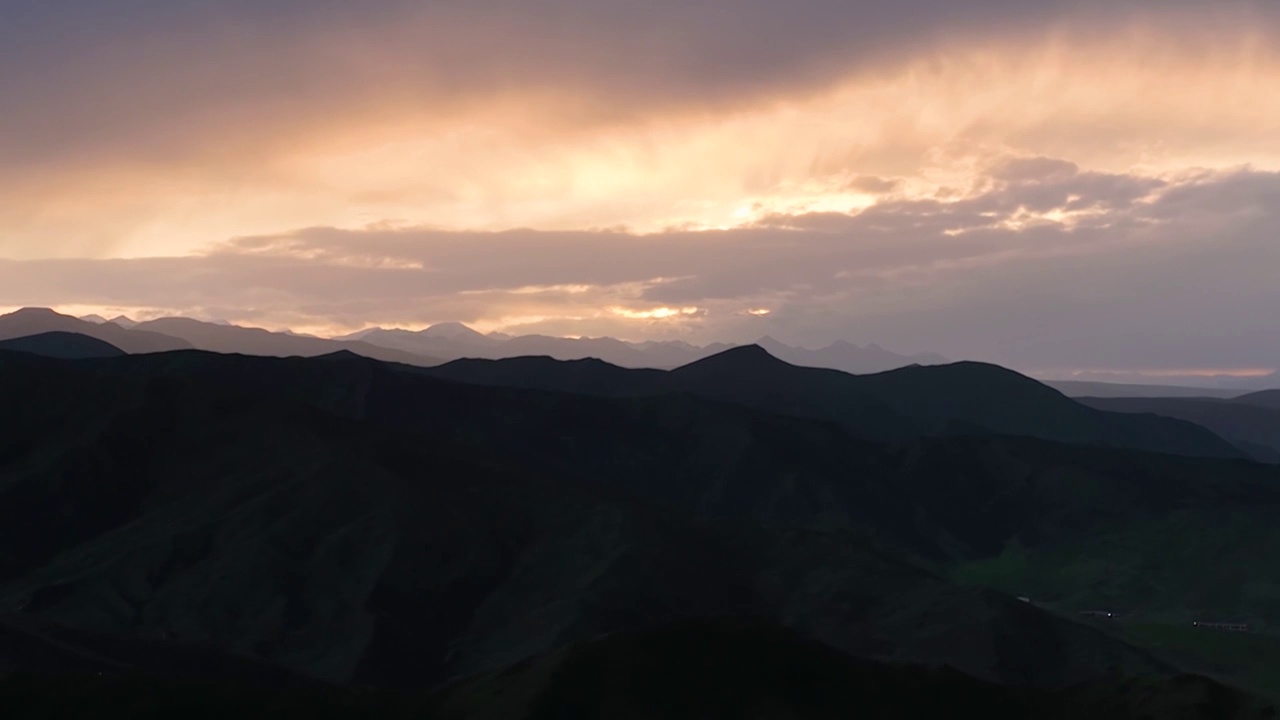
xmin=1079 ymin=397 xmax=1280 ymax=463
xmin=1237 ymin=390 xmax=1280 ymax=411
xmin=0 ymin=332 xmax=124 ymax=359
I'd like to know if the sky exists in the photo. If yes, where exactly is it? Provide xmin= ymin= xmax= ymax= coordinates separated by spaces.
xmin=2 ymin=0 xmax=1279 ymax=377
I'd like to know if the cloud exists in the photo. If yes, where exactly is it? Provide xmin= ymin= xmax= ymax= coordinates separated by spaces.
xmin=4 ymin=1 xmax=1280 ymax=258
xmin=2 ymin=163 xmax=1278 ymax=371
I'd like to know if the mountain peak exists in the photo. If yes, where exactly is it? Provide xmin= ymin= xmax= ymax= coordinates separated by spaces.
xmin=675 ymin=344 xmax=791 ymax=376
xmin=422 ymin=322 xmax=488 ymax=340
xmin=4 ymin=307 xmax=67 ymax=319
xmin=753 ymin=336 xmax=796 ymax=357
xmin=316 ymin=349 xmax=372 ymax=363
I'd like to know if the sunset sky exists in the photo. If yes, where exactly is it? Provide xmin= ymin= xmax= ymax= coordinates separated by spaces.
xmin=3 ymin=0 xmax=1279 ymax=376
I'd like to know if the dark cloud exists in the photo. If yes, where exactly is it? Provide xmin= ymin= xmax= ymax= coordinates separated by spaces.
xmin=3 ymin=0 xmax=1276 ymax=172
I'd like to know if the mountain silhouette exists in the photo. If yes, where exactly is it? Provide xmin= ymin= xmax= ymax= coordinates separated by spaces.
xmin=1237 ymin=389 xmax=1280 ymax=411
xmin=131 ymin=317 xmax=442 ymax=366
xmin=339 ymin=321 xmax=944 ymax=372
xmin=675 ymin=342 xmax=784 ymax=372
xmin=1079 ymin=396 xmax=1280 ymax=462
xmin=0 ymin=308 xmax=190 ymax=354
xmin=755 ymin=335 xmax=948 ymax=373
xmin=0 ymin=332 xmax=125 ymax=359
xmin=429 ymin=346 xmax=1244 ymax=459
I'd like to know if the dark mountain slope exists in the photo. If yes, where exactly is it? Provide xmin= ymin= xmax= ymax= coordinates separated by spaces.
xmin=1237 ymin=390 xmax=1280 ymax=411
xmin=421 ymin=355 xmax=665 ymax=397
xmin=1079 ymin=397 xmax=1280 ymax=463
xmin=854 ymin=361 xmax=1245 ymax=458
xmin=0 ymin=332 xmax=124 ymax=359
xmin=133 ymin=317 xmax=442 ymax=367
xmin=0 ymin=308 xmax=190 ymax=354
xmin=0 ymin=350 xmax=1180 ymax=690
xmin=427 ymin=348 xmax=1244 ymax=459
xmin=3 ymin=620 xmax=1269 ymax=719
xmin=432 ymin=618 xmax=1268 ymax=720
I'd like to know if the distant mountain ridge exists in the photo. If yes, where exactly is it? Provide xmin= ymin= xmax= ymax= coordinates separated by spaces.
xmin=338 ymin=321 xmax=947 ymax=373
xmin=0 ymin=309 xmax=442 ymax=366
xmin=130 ymin=317 xmax=443 ymax=367
xmin=35 ymin=308 xmax=1275 ymax=394
xmin=425 ymin=345 xmax=1246 ymax=460
xmin=30 ymin=308 xmax=950 ymax=375
xmin=1079 ymin=394 xmax=1280 ymax=463
xmin=1045 ymin=380 xmax=1247 ymax=399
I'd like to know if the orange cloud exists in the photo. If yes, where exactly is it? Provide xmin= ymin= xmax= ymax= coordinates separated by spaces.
xmin=3 ymin=8 xmax=1280 ymax=260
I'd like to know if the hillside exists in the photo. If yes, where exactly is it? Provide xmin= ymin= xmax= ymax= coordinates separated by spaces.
xmin=1079 ymin=396 xmax=1280 ymax=462
xmin=0 ymin=332 xmax=124 ymax=359
xmin=0 ymin=349 xmax=1190 ymax=690
xmin=4 ymin=349 xmax=1280 ymax=704
xmin=1238 ymin=390 xmax=1280 ymax=411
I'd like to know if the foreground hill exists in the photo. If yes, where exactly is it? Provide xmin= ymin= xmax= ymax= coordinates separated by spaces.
xmin=4 ymin=619 xmax=1271 ymax=719
xmin=0 ymin=308 xmax=190 ymax=354
xmin=0 ymin=332 xmax=124 ymax=359
xmin=0 ymin=348 xmax=1187 ymax=688
xmin=4 ymin=348 xmax=1280 ymax=704
xmin=425 ymin=346 xmax=1246 ymax=459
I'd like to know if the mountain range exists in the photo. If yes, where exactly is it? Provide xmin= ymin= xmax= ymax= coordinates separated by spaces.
xmin=1077 ymin=391 xmax=1280 ymax=462
xmin=6 ymin=308 xmax=1276 ymax=400
xmin=423 ymin=347 xmax=1248 ymax=460
xmin=1 ymin=307 xmax=948 ymax=375
xmin=337 ymin=322 xmax=955 ymax=373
